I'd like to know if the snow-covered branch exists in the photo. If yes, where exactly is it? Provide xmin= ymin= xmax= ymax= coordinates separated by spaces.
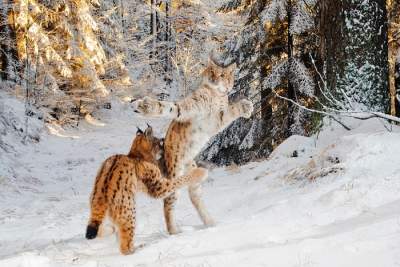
xmin=272 ymin=87 xmax=400 ymax=127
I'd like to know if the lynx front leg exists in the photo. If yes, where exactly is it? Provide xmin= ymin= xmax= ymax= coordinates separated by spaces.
xmin=160 ymin=167 xmax=208 ymax=234
xmin=163 ymin=192 xmax=181 ymax=235
xmin=218 ymin=99 xmax=254 ymax=129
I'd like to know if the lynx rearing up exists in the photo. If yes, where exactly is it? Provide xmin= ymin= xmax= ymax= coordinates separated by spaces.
xmin=135 ymin=56 xmax=254 ymax=234
xmin=86 ymin=126 xmax=207 ymax=255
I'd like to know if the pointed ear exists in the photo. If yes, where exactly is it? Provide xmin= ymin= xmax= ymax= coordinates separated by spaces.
xmin=136 ymin=127 xmax=143 ymax=135
xmin=144 ymin=125 xmax=153 ymax=137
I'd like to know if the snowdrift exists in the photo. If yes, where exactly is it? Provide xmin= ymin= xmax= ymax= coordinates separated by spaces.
xmin=0 ymin=102 xmax=400 ymax=266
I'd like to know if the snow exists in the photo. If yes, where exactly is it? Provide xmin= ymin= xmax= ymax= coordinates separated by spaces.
xmin=1 ymin=97 xmax=400 ymax=266
xmin=263 ymin=58 xmax=314 ymax=98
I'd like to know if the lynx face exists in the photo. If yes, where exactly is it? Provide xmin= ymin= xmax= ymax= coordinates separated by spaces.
xmin=202 ymin=59 xmax=236 ymax=94
xmin=129 ymin=126 xmax=164 ymax=162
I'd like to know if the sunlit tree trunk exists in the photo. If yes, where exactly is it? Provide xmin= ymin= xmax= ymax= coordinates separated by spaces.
xmin=0 ymin=0 xmax=19 ymax=82
xmin=388 ymin=0 xmax=400 ymax=116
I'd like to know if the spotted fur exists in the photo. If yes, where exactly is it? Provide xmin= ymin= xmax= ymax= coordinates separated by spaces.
xmin=135 ymin=57 xmax=254 ymax=234
xmin=86 ymin=126 xmax=207 ymax=255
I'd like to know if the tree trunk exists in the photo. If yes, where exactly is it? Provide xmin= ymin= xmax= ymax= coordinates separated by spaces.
xmin=0 ymin=0 xmax=19 ymax=82
xmin=396 ymin=60 xmax=400 ymax=114
xmin=319 ymin=0 xmax=389 ymax=112
xmin=388 ymin=0 xmax=400 ymax=116
xmin=150 ymin=0 xmax=156 ymax=60
xmin=286 ymin=0 xmax=295 ymax=136
xmin=164 ymin=0 xmax=172 ymax=86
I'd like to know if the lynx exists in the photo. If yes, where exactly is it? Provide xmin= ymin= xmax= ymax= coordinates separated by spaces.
xmin=86 ymin=126 xmax=208 ymax=255
xmin=135 ymin=56 xmax=254 ymax=234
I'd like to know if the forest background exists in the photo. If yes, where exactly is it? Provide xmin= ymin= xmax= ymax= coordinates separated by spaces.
xmin=0 ymin=0 xmax=399 ymax=165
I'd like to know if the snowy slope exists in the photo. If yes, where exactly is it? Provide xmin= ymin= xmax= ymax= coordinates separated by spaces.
xmin=1 ymin=99 xmax=400 ymax=267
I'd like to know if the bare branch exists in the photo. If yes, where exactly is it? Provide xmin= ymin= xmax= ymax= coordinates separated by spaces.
xmin=272 ymin=89 xmax=400 ymax=125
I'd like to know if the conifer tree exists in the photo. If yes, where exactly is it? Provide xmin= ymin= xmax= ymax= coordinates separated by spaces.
xmin=0 ymin=0 xmax=125 ymax=123
xmin=388 ymin=0 xmax=400 ymax=116
xmin=0 ymin=0 xmax=20 ymax=82
xmin=318 ymin=0 xmax=389 ymax=112
xmin=201 ymin=0 xmax=317 ymax=165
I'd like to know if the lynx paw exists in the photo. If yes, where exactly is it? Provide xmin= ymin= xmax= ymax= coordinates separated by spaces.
xmin=134 ymin=96 xmax=159 ymax=116
xmin=239 ymin=99 xmax=254 ymax=118
xmin=121 ymin=247 xmax=135 ymax=255
xmin=203 ymin=217 xmax=216 ymax=227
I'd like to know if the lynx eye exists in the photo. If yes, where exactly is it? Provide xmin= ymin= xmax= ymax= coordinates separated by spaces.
xmin=220 ymin=73 xmax=225 ymax=78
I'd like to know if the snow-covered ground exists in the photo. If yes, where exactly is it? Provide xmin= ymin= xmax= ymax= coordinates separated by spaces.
xmin=1 ymin=97 xmax=400 ymax=267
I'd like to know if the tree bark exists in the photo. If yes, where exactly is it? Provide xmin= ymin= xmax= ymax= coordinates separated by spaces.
xmin=164 ymin=0 xmax=172 ymax=86
xmin=0 ymin=0 xmax=19 ymax=82
xmin=318 ymin=0 xmax=389 ymax=112
xmin=286 ymin=0 xmax=295 ymax=136
xmin=150 ymin=0 xmax=156 ymax=60
xmin=388 ymin=0 xmax=400 ymax=116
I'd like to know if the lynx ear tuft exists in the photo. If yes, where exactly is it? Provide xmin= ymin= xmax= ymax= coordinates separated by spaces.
xmin=144 ymin=124 xmax=153 ymax=137
xmin=136 ymin=127 xmax=143 ymax=135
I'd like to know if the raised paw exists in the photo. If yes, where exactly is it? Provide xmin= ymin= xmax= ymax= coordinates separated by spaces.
xmin=134 ymin=96 xmax=159 ymax=116
xmin=239 ymin=99 xmax=254 ymax=119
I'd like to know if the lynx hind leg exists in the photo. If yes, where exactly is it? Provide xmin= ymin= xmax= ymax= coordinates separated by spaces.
xmin=189 ymin=182 xmax=215 ymax=227
xmin=186 ymin=162 xmax=214 ymax=226
xmin=164 ymin=192 xmax=181 ymax=235
xmin=163 ymin=167 xmax=212 ymax=234
xmin=110 ymin=198 xmax=136 ymax=255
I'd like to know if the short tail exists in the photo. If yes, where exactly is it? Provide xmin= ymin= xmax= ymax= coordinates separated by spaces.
xmin=86 ymin=158 xmax=113 ymax=240
xmin=86 ymin=221 xmax=100 ymax=239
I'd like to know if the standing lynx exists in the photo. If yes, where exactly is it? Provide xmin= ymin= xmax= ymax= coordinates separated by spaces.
xmin=86 ymin=126 xmax=207 ymax=254
xmin=135 ymin=56 xmax=254 ymax=234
